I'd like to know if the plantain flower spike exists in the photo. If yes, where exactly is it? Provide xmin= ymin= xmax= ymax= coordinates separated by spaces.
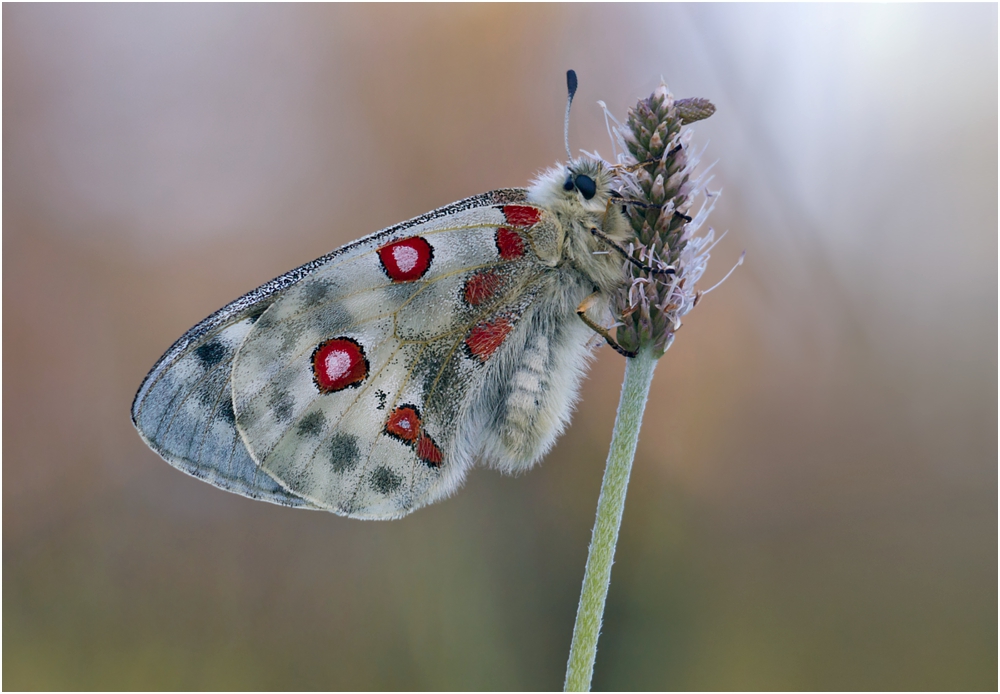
xmin=603 ymin=83 xmax=735 ymax=359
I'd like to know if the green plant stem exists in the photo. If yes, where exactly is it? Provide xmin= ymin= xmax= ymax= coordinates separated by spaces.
xmin=564 ymin=346 xmax=657 ymax=692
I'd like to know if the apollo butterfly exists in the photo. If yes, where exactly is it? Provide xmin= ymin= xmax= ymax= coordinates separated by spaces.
xmin=132 ymin=72 xmax=664 ymax=519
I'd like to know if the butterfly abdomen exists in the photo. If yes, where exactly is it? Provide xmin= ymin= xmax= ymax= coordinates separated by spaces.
xmin=472 ymin=270 xmax=599 ymax=474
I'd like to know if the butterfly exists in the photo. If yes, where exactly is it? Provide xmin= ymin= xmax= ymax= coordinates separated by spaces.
xmin=131 ymin=72 xmax=669 ymax=519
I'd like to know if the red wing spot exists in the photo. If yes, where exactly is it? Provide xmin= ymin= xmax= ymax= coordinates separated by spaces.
xmin=463 ymin=270 xmax=503 ymax=307
xmin=377 ymin=236 xmax=434 ymax=282
xmin=416 ymin=433 xmax=443 ymax=468
xmin=385 ymin=405 xmax=421 ymax=443
xmin=464 ymin=316 xmax=514 ymax=363
xmin=502 ymin=204 xmax=541 ymax=227
xmin=312 ymin=338 xmax=368 ymax=393
xmin=495 ymin=227 xmax=525 ymax=260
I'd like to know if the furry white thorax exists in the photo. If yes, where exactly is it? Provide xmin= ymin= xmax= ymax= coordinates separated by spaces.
xmin=526 ymin=157 xmax=633 ymax=295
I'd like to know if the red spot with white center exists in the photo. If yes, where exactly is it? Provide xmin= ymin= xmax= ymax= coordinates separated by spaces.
xmin=385 ymin=406 xmax=421 ymax=443
xmin=465 ymin=316 xmax=514 ymax=363
xmin=377 ymin=236 xmax=433 ymax=282
xmin=502 ymin=204 xmax=541 ymax=227
xmin=463 ymin=270 xmax=503 ymax=306
xmin=312 ymin=338 xmax=368 ymax=393
xmin=417 ymin=433 xmax=443 ymax=468
xmin=495 ymin=228 xmax=524 ymax=260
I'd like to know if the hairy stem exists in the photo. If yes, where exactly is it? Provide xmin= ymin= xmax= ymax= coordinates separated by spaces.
xmin=564 ymin=347 xmax=657 ymax=691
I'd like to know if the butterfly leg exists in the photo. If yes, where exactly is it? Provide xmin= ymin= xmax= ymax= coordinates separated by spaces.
xmin=576 ymin=292 xmax=637 ymax=359
xmin=608 ymin=146 xmax=682 ymax=175
xmin=589 ymin=227 xmax=675 ymax=276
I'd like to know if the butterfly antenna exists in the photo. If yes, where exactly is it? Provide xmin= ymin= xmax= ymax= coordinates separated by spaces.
xmin=564 ymin=69 xmax=578 ymax=161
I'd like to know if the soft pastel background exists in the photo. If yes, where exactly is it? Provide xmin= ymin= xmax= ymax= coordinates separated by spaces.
xmin=4 ymin=4 xmax=996 ymax=690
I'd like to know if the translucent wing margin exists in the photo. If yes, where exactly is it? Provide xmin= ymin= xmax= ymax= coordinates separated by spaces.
xmin=131 ymin=188 xmax=528 ymax=508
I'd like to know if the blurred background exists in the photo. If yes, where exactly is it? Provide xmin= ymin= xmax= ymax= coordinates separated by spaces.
xmin=3 ymin=4 xmax=996 ymax=690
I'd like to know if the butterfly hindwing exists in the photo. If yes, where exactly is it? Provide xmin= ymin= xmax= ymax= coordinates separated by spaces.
xmin=231 ymin=200 xmax=553 ymax=518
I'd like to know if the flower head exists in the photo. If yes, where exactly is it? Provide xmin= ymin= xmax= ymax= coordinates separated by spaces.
xmin=603 ymin=84 xmax=724 ymax=358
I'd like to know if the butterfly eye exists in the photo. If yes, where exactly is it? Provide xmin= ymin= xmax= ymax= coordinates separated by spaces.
xmin=574 ymin=174 xmax=597 ymax=200
xmin=563 ymin=175 xmax=575 ymax=191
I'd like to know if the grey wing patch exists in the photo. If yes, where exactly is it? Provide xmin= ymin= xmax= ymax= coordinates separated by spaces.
xmin=132 ymin=307 xmax=319 ymax=509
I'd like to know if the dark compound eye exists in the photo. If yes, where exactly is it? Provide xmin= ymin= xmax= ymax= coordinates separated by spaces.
xmin=563 ymin=174 xmax=575 ymax=191
xmin=574 ymin=174 xmax=597 ymax=200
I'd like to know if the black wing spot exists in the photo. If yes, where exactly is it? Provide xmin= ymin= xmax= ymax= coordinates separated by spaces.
xmin=296 ymin=410 xmax=326 ymax=436
xmin=328 ymin=433 xmax=359 ymax=473
xmin=217 ymin=397 xmax=236 ymax=425
xmin=195 ymin=340 xmax=227 ymax=368
xmin=302 ymin=280 xmax=330 ymax=306
xmin=369 ymin=466 xmax=402 ymax=495
xmin=269 ymin=389 xmax=294 ymax=422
